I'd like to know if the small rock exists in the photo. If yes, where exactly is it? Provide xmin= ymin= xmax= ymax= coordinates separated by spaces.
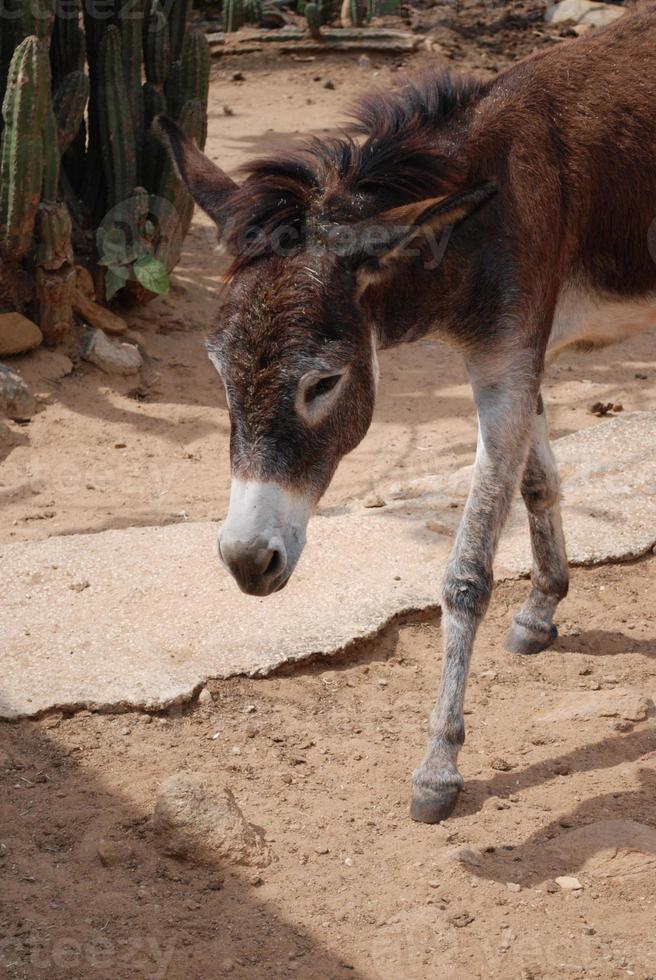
xmin=490 ymin=757 xmax=514 ymax=772
xmin=357 ymin=54 xmax=372 ymax=69
xmin=363 ymin=492 xmax=385 ymax=509
xmin=323 ymin=79 xmax=335 ymax=90
xmin=507 ymin=882 xmax=522 ymax=893
xmin=449 ymin=912 xmax=475 ymax=928
xmin=552 ymin=761 xmax=572 ymax=776
xmin=0 ymin=362 xmax=35 ymax=420
xmin=344 ymin=856 xmax=353 ymax=867
xmin=68 ymin=580 xmax=90 ymax=593
xmin=0 ymin=312 xmax=43 ymax=356
xmin=231 ymin=71 xmax=245 ymax=82
xmin=223 ymin=105 xmax=234 ymax=116
xmin=198 ymin=688 xmax=213 ymax=706
xmin=555 ymin=875 xmax=583 ymax=891
xmin=545 ymin=0 xmax=625 ymax=29
xmin=97 ymin=836 xmax=135 ymax=868
xmin=152 ymin=772 xmax=272 ymax=867
xmin=83 ymin=328 xmax=142 ymax=376
xmin=315 ymin=844 xmax=330 ymax=855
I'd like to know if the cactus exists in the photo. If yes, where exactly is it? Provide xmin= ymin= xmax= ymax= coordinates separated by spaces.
xmin=53 ymin=70 xmax=89 ymax=153
xmin=244 ymin=0 xmax=263 ymax=24
xmin=97 ymin=25 xmax=137 ymax=211
xmin=0 ymin=37 xmax=49 ymax=261
xmin=164 ymin=60 xmax=183 ymax=119
xmin=0 ymin=0 xmax=209 ymax=331
xmin=143 ymin=0 xmax=170 ymax=89
xmin=223 ymin=0 xmax=244 ymax=34
xmin=119 ymin=0 xmax=145 ymax=176
xmin=142 ymin=82 xmax=167 ymax=191
xmin=41 ymin=103 xmax=60 ymax=203
xmin=180 ymin=30 xmax=211 ymax=146
xmin=349 ymin=0 xmax=364 ymax=26
xmin=167 ymin=0 xmax=192 ymax=61
xmin=36 ymin=202 xmax=75 ymax=344
xmin=51 ymin=0 xmax=85 ymax=89
xmin=305 ymin=2 xmax=322 ymax=37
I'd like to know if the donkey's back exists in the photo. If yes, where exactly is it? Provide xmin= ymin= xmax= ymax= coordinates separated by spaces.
xmin=477 ymin=6 xmax=656 ymax=355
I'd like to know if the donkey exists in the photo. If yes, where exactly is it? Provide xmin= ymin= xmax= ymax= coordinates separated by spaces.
xmin=155 ymin=5 xmax=656 ymax=823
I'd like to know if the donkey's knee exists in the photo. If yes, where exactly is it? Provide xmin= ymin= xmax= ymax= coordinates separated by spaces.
xmin=442 ymin=564 xmax=493 ymax=622
xmin=520 ymin=468 xmax=560 ymax=513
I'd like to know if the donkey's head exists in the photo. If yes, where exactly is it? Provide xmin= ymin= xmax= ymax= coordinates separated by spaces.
xmin=155 ymin=78 xmax=493 ymax=595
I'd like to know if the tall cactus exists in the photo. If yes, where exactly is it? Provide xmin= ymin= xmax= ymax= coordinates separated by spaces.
xmin=53 ymin=70 xmax=89 ymax=153
xmin=97 ymin=26 xmax=137 ymax=211
xmin=0 ymin=37 xmax=49 ymax=261
xmin=305 ymin=2 xmax=322 ymax=37
xmin=223 ymin=0 xmax=245 ymax=34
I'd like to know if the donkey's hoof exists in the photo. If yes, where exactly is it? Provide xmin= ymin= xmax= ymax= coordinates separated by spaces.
xmin=410 ymin=785 xmax=461 ymax=824
xmin=505 ymin=621 xmax=558 ymax=656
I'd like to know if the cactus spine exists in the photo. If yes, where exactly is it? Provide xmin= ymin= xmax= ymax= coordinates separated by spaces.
xmin=0 ymin=37 xmax=49 ymax=261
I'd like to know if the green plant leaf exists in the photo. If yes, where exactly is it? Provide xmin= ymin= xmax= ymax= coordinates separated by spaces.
xmin=105 ymin=264 xmax=130 ymax=301
xmin=133 ymin=254 xmax=170 ymax=295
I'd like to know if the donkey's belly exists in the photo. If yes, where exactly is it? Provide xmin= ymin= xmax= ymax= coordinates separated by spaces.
xmin=547 ymin=283 xmax=656 ymax=361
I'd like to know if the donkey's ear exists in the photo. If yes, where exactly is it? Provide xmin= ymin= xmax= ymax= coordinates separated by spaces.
xmin=152 ymin=114 xmax=238 ymax=230
xmin=351 ymin=181 xmax=497 ymax=284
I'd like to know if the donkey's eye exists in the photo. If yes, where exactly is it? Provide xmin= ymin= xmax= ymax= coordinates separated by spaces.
xmin=305 ymin=374 xmax=342 ymax=403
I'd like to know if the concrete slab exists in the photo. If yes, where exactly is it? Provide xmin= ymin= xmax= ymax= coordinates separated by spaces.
xmin=2 ymin=413 xmax=655 ymax=718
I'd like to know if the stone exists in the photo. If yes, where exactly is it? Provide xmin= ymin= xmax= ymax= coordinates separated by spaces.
xmin=96 ymin=836 xmax=136 ymax=868
xmin=2 ymin=413 xmax=656 ymax=718
xmin=555 ymin=875 xmax=583 ymax=891
xmin=73 ymin=288 xmax=128 ymax=335
xmin=152 ymin=773 xmax=272 ymax=867
xmin=545 ymin=1 xmax=626 ymax=29
xmin=0 ymin=312 xmax=43 ymax=356
xmin=82 ymin=328 xmax=142 ymax=376
xmin=198 ymin=687 xmax=213 ymax=706
xmin=363 ymin=492 xmax=385 ymax=508
xmin=0 ymin=363 xmax=36 ymax=420
xmin=540 ymin=689 xmax=652 ymax=724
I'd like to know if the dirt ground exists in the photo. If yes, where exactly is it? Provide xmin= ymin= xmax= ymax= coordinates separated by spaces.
xmin=2 ymin=5 xmax=656 ymax=979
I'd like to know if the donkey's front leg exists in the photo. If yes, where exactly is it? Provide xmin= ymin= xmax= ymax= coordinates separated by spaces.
xmin=410 ymin=356 xmax=540 ymax=824
xmin=506 ymin=396 xmax=570 ymax=656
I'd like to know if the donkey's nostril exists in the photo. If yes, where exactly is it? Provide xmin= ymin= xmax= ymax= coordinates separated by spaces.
xmin=218 ymin=531 xmax=288 ymax=596
xmin=264 ymin=548 xmax=283 ymax=578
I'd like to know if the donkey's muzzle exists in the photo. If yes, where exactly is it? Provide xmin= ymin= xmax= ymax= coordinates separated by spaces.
xmin=218 ymin=479 xmax=313 ymax=597
xmin=218 ymin=532 xmax=288 ymax=596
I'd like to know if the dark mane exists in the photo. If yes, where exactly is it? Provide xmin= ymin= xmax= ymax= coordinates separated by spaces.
xmin=223 ymin=70 xmax=490 ymax=271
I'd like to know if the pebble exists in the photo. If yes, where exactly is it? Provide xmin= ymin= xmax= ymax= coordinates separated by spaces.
xmin=0 ymin=363 xmax=35 ymax=421
xmin=555 ymin=875 xmax=583 ymax=891
xmin=490 ymin=757 xmax=514 ymax=772
xmin=363 ymin=491 xmax=385 ymax=508
xmin=323 ymin=79 xmax=335 ymax=90
xmin=198 ymin=688 xmax=213 ymax=706
xmin=315 ymin=844 xmax=330 ymax=855
xmin=506 ymin=882 xmax=522 ymax=893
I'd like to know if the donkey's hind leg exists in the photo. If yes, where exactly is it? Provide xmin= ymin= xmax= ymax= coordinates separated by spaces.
xmin=505 ymin=396 xmax=569 ymax=656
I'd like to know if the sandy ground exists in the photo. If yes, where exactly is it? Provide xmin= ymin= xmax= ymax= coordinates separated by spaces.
xmin=2 ymin=7 xmax=656 ymax=979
